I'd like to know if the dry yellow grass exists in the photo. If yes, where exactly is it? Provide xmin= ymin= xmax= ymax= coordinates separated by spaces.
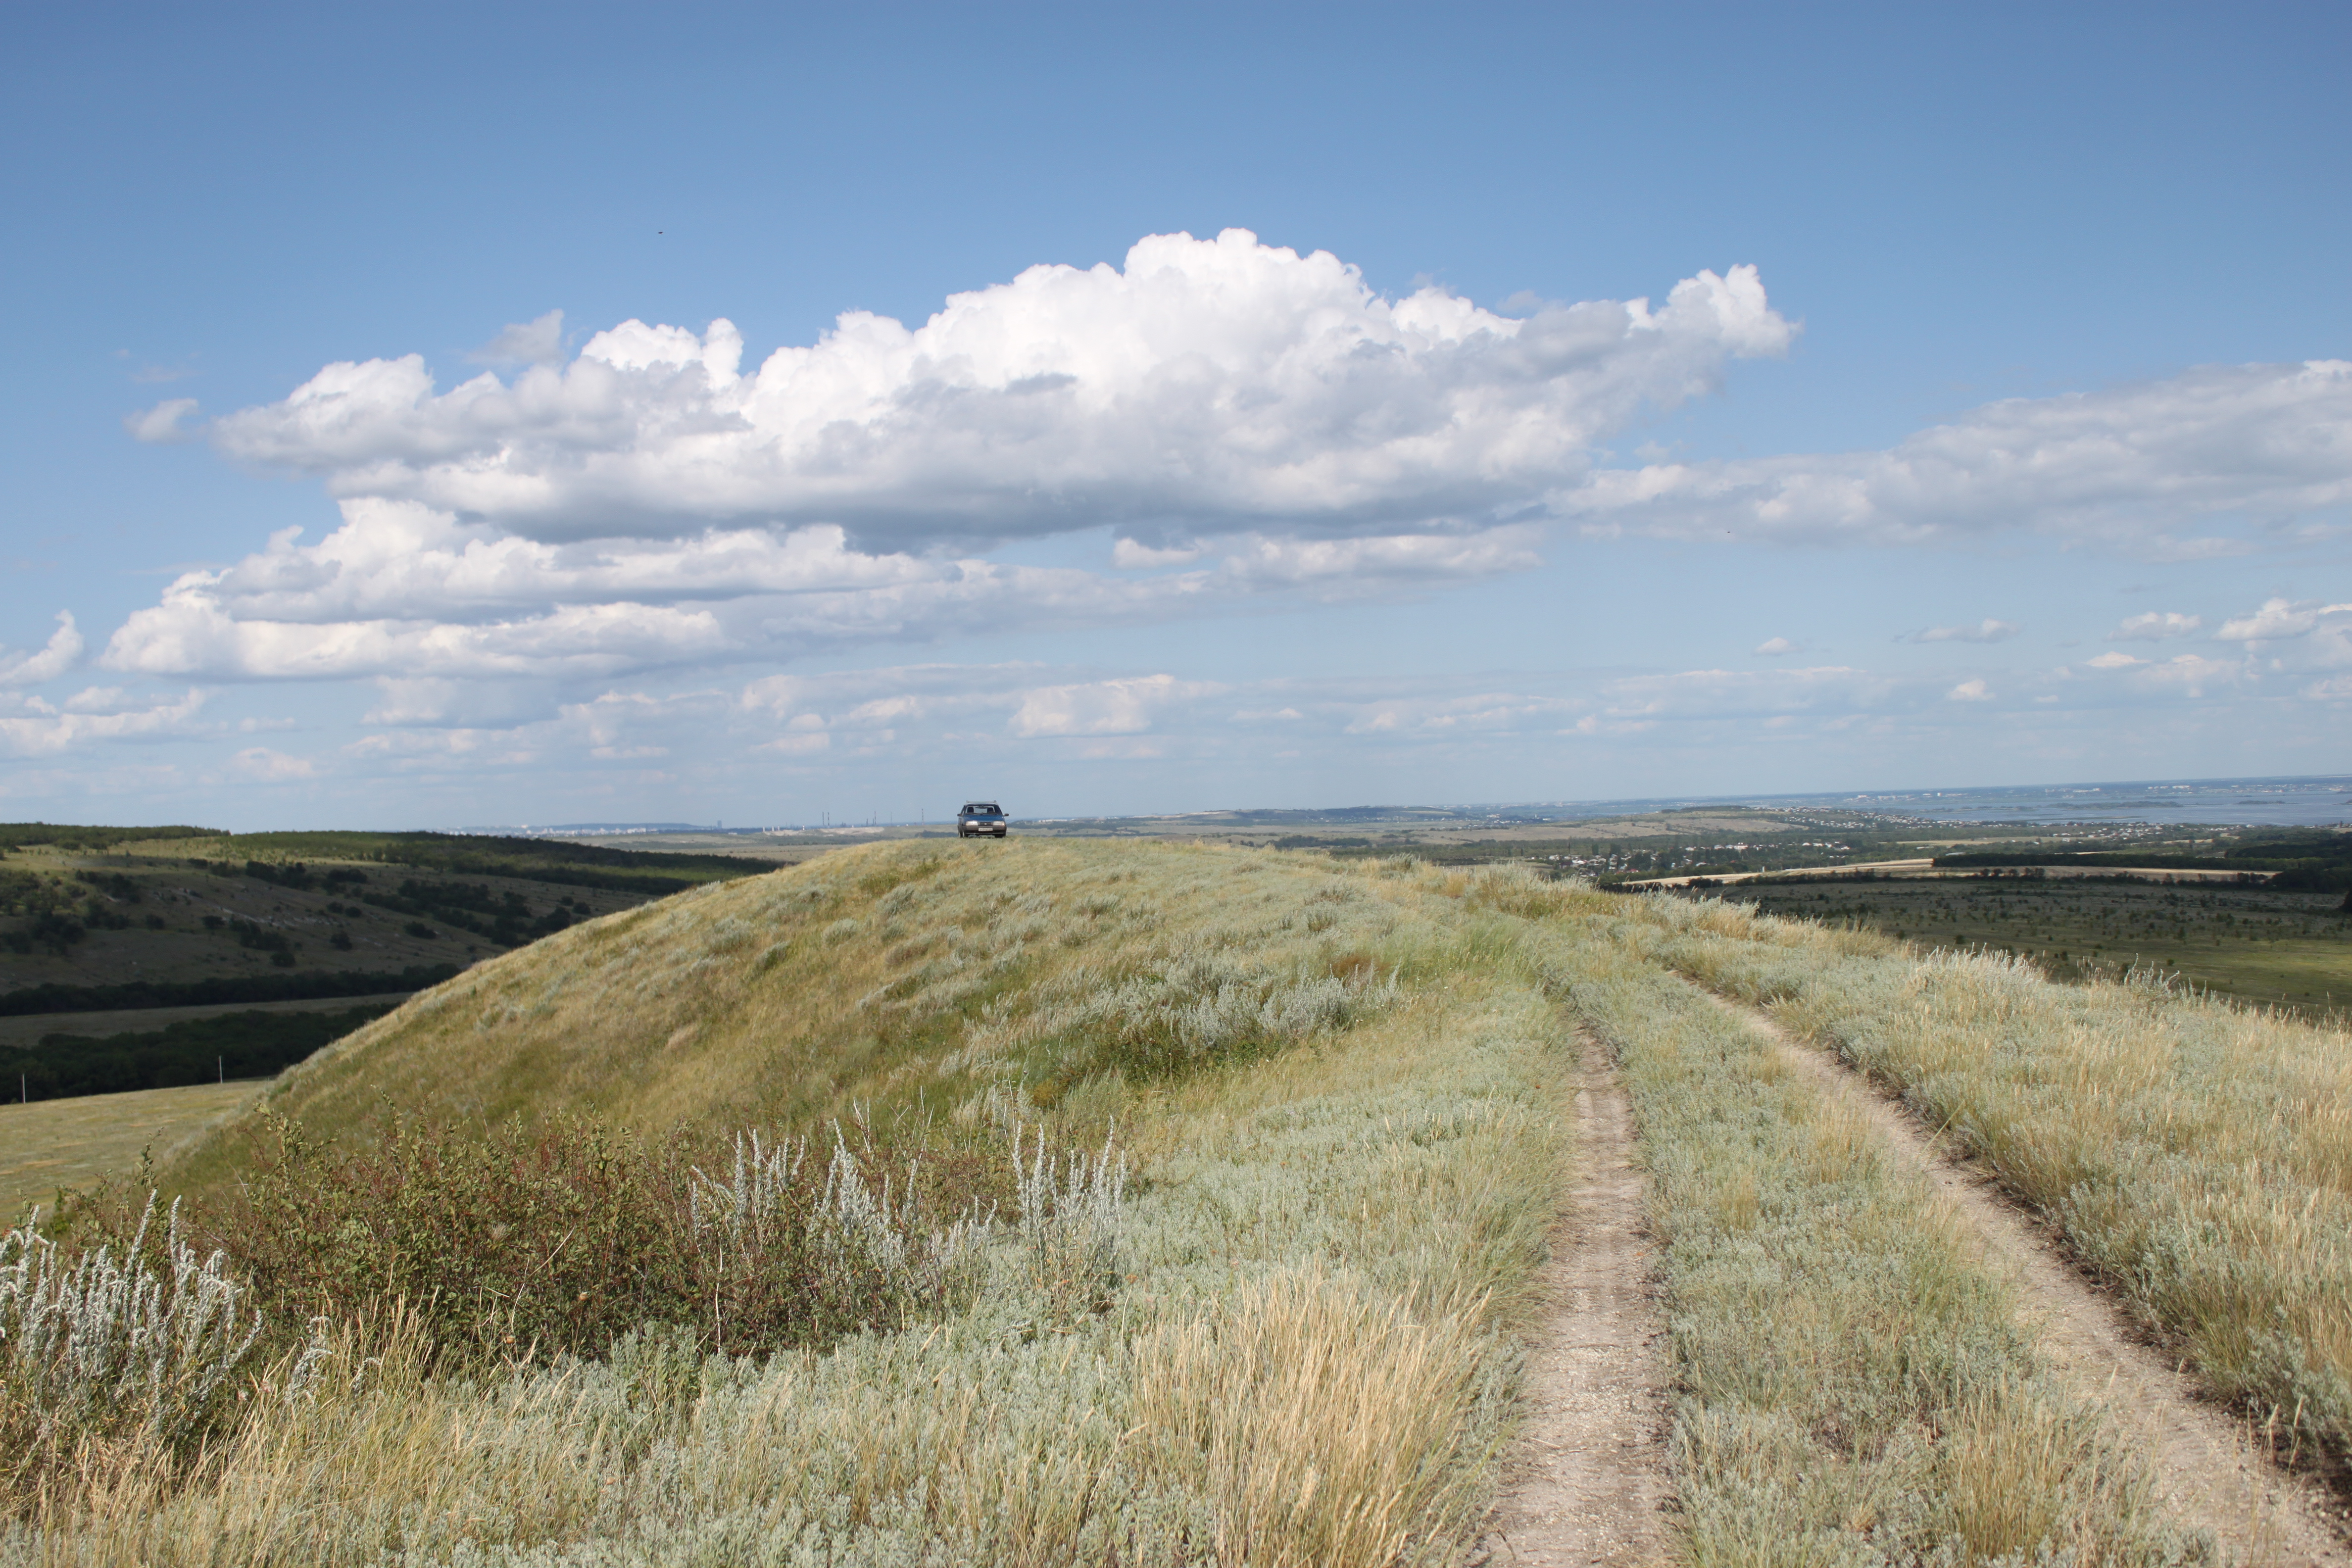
xmin=15 ymin=848 xmax=1581 ymax=1565
xmin=1631 ymin=891 xmax=2352 ymax=1472
xmin=0 ymin=1081 xmax=263 ymax=1223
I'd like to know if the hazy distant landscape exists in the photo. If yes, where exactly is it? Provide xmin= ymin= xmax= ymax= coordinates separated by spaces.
xmin=6 ymin=777 xmax=2347 ymax=1125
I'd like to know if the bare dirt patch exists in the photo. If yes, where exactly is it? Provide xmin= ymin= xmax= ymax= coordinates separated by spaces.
xmin=1701 ymin=986 xmax=2352 ymax=1566
xmin=1470 ymin=1032 xmax=1672 ymax=1567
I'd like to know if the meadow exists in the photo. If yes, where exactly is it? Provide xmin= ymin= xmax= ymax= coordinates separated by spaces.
xmin=0 ymin=1081 xmax=263 ymax=1222
xmin=4 ymin=840 xmax=2347 ymax=1564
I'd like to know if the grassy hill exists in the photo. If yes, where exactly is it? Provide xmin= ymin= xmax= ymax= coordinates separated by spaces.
xmin=166 ymin=837 xmax=1421 ymax=1193
xmin=26 ymin=839 xmax=1582 ymax=1563
xmin=10 ymin=838 xmax=2351 ymax=1562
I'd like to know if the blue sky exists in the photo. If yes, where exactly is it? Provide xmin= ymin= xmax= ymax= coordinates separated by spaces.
xmin=3 ymin=1 xmax=2347 ymax=829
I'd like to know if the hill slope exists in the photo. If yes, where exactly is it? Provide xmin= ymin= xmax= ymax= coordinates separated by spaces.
xmin=169 ymin=837 xmax=1421 ymax=1191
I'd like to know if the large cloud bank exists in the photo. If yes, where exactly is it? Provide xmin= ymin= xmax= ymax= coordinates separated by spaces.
xmin=97 ymin=231 xmax=2352 ymax=705
xmin=200 ymin=229 xmax=1790 ymax=548
xmin=107 ymin=231 xmax=1778 ymax=682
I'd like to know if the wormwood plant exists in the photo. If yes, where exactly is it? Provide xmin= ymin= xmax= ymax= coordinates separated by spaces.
xmin=687 ymin=1129 xmax=997 ymax=1349
xmin=0 ymin=1195 xmax=291 ymax=1490
xmin=1012 ymin=1122 xmax=1127 ymax=1317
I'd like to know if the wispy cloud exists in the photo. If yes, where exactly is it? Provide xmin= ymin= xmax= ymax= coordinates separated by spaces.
xmin=1908 ymin=619 xmax=2019 ymax=644
xmin=98 ymin=501 xmax=1547 ymax=684
xmin=0 ymin=688 xmax=206 ymax=757
xmin=125 ymin=398 xmax=199 ymax=443
xmin=0 ymin=613 xmax=83 ymax=687
xmin=1561 ymin=359 xmax=2352 ymax=554
xmin=2107 ymin=611 xmax=2203 ymax=641
xmin=2215 ymin=596 xmax=2352 ymax=641
xmin=467 ymin=309 xmax=565 ymax=366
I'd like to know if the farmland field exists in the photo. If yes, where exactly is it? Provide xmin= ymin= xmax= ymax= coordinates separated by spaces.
xmin=0 ymin=1079 xmax=264 ymax=1221
xmin=5 ymin=840 xmax=2349 ymax=1563
xmin=1700 ymin=874 xmax=2352 ymax=1018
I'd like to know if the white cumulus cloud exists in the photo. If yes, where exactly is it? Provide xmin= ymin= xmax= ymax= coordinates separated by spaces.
xmin=203 ymin=231 xmax=1791 ymax=551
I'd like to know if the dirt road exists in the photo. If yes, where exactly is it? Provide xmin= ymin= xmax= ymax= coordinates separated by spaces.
xmin=1470 ymin=1032 xmax=1672 ymax=1567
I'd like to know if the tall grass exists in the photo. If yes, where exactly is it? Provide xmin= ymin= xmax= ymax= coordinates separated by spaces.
xmin=1528 ymin=918 xmax=2200 ymax=1565
xmin=7 ymin=846 xmax=1575 ymax=1565
xmin=1633 ymin=892 xmax=2352 ymax=1472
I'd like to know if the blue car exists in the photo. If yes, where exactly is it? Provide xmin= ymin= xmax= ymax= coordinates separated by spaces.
xmin=958 ymin=801 xmax=1009 ymax=838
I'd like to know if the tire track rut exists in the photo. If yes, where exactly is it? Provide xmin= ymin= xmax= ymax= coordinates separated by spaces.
xmin=1701 ymin=984 xmax=2352 ymax=1566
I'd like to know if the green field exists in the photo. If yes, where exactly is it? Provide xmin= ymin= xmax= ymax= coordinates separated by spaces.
xmin=1698 ymin=875 xmax=2352 ymax=1017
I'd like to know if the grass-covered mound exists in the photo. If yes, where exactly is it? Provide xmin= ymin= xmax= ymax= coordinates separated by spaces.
xmin=16 ymin=839 xmax=2341 ymax=1562
xmin=169 ymin=838 xmax=1417 ymax=1192
xmin=9 ymin=843 xmax=1588 ymax=1564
